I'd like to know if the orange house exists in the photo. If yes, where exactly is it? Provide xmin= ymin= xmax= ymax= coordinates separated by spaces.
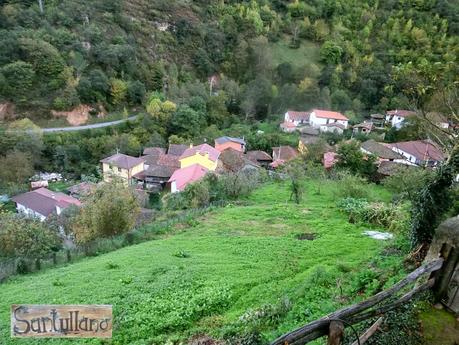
xmin=214 ymin=136 xmax=246 ymax=153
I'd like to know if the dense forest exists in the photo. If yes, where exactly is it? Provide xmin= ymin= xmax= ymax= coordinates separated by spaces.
xmin=0 ymin=0 xmax=458 ymax=120
xmin=0 ymin=0 xmax=458 ymax=189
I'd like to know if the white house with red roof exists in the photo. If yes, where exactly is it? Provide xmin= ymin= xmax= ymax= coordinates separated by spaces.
xmin=168 ymin=164 xmax=209 ymax=193
xmin=280 ymin=110 xmax=311 ymax=132
xmin=12 ymin=188 xmax=81 ymax=221
xmin=385 ymin=110 xmax=416 ymax=129
xmin=309 ymin=109 xmax=349 ymax=130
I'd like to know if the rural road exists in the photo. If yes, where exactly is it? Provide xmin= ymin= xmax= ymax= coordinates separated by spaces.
xmin=41 ymin=115 xmax=139 ymax=133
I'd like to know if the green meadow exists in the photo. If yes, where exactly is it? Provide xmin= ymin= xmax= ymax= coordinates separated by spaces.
xmin=0 ymin=180 xmax=406 ymax=345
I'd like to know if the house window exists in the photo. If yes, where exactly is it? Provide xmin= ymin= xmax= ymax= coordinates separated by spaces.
xmin=117 ymin=167 xmax=122 ymax=172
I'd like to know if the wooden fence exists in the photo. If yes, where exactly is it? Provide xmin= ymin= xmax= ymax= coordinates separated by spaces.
xmin=271 ymin=258 xmax=445 ymax=345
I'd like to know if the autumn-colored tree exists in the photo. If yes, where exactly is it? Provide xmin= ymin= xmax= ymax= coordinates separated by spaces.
xmin=72 ymin=182 xmax=140 ymax=245
xmin=0 ymin=213 xmax=61 ymax=259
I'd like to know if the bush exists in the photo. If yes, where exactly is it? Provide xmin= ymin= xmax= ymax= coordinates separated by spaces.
xmin=337 ymin=197 xmax=410 ymax=233
xmin=335 ymin=171 xmax=370 ymax=199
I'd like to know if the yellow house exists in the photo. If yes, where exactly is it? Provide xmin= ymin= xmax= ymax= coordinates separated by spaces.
xmin=100 ymin=153 xmax=145 ymax=185
xmin=179 ymin=144 xmax=220 ymax=171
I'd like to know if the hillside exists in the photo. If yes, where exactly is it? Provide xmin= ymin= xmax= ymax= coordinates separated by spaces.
xmin=0 ymin=180 xmax=407 ymax=344
xmin=0 ymin=0 xmax=457 ymax=124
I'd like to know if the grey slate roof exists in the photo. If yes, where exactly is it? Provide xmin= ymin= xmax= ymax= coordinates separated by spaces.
xmin=100 ymin=153 xmax=145 ymax=170
xmin=215 ymin=136 xmax=246 ymax=145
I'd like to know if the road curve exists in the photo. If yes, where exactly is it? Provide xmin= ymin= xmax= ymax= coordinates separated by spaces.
xmin=41 ymin=115 xmax=139 ymax=133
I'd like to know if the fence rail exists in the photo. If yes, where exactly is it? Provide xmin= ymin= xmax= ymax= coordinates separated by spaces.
xmin=271 ymin=258 xmax=444 ymax=345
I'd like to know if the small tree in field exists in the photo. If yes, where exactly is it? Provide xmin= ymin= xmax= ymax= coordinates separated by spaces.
xmin=285 ymin=160 xmax=305 ymax=204
xmin=72 ymin=182 xmax=140 ymax=245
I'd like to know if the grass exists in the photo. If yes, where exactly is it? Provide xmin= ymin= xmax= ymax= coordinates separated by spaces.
xmin=419 ymin=305 xmax=459 ymax=345
xmin=47 ymin=181 xmax=74 ymax=193
xmin=0 ymin=179 xmax=405 ymax=345
xmin=270 ymin=38 xmax=320 ymax=68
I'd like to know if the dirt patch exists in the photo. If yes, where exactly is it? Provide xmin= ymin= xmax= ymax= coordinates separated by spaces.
xmin=51 ymin=105 xmax=92 ymax=125
xmin=0 ymin=102 xmax=16 ymax=120
xmin=296 ymin=232 xmax=317 ymax=240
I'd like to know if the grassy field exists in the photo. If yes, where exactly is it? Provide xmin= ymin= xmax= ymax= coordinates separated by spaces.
xmin=269 ymin=38 xmax=320 ymax=68
xmin=0 ymin=180 xmax=406 ymax=345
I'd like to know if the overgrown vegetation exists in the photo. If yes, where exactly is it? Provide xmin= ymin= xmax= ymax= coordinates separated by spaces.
xmin=0 ymin=179 xmax=407 ymax=344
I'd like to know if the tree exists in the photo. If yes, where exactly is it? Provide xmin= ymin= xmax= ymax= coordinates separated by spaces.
xmin=0 ymin=213 xmax=60 ymax=259
xmin=320 ymin=41 xmax=343 ymax=64
xmin=110 ymin=78 xmax=128 ymax=105
xmin=169 ymin=105 xmax=205 ymax=138
xmin=72 ymin=182 xmax=140 ymax=245
xmin=127 ymin=80 xmax=146 ymax=105
xmin=284 ymin=160 xmax=305 ymax=204
xmin=383 ymin=166 xmax=434 ymax=201
xmin=0 ymin=151 xmax=33 ymax=190
xmin=336 ymin=140 xmax=377 ymax=179
xmin=0 ymin=61 xmax=35 ymax=101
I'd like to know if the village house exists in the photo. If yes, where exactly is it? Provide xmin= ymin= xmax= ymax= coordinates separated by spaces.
xmin=179 ymin=143 xmax=220 ymax=171
xmin=353 ymin=122 xmax=374 ymax=135
xmin=386 ymin=140 xmax=445 ymax=167
xmin=319 ymin=122 xmax=346 ymax=134
xmin=385 ymin=109 xmax=416 ymax=129
xmin=134 ymin=164 xmax=176 ymax=192
xmin=100 ymin=153 xmax=145 ymax=185
xmin=168 ymin=164 xmax=209 ymax=193
xmin=370 ymin=113 xmax=385 ymax=129
xmin=360 ymin=140 xmax=405 ymax=163
xmin=214 ymin=136 xmax=246 ymax=153
xmin=309 ymin=109 xmax=349 ymax=129
xmin=280 ymin=110 xmax=310 ymax=132
xmin=217 ymin=148 xmax=259 ymax=173
xmin=270 ymin=146 xmax=299 ymax=168
xmin=67 ymin=182 xmax=96 ymax=199
xmin=12 ymin=188 xmax=81 ymax=221
xmin=246 ymin=150 xmax=273 ymax=168
xmin=167 ymin=144 xmax=189 ymax=156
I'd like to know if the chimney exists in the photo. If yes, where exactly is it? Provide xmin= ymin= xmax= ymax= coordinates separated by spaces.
xmin=189 ymin=143 xmax=193 ymax=148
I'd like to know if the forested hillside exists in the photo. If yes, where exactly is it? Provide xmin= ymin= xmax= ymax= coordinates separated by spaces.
xmin=0 ymin=0 xmax=458 ymax=123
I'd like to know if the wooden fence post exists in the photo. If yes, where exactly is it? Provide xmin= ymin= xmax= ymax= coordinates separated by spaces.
xmin=327 ymin=321 xmax=344 ymax=345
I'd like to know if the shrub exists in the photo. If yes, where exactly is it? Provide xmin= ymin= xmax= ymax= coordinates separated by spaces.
xmin=337 ymin=197 xmax=410 ymax=233
xmin=335 ymin=171 xmax=370 ymax=199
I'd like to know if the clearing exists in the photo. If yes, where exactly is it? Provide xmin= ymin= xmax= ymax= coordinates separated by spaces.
xmin=0 ymin=180 xmax=406 ymax=344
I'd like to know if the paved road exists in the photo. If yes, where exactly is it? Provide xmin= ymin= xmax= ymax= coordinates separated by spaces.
xmin=41 ymin=115 xmax=139 ymax=133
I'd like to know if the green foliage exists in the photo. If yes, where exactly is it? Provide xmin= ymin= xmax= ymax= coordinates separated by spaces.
xmin=337 ymin=197 xmax=410 ymax=233
xmin=337 ymin=140 xmax=377 ymax=179
xmin=72 ymin=182 xmax=140 ymax=245
xmin=335 ymin=171 xmax=371 ymax=199
xmin=0 ymin=179 xmax=405 ymax=344
xmin=383 ymin=166 xmax=434 ymax=201
xmin=0 ymin=213 xmax=61 ymax=259
xmin=0 ymin=61 xmax=35 ymax=101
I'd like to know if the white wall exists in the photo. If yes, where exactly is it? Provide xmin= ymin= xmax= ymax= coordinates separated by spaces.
xmin=16 ymin=203 xmax=46 ymax=221
xmin=310 ymin=112 xmax=348 ymax=129
xmin=170 ymin=181 xmax=178 ymax=193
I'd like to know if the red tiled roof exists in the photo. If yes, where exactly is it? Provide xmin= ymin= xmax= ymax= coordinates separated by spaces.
xmin=323 ymin=152 xmax=338 ymax=169
xmin=386 ymin=110 xmax=416 ymax=118
xmin=312 ymin=109 xmax=348 ymax=121
xmin=100 ymin=153 xmax=145 ymax=170
xmin=280 ymin=121 xmax=296 ymax=129
xmin=272 ymin=146 xmax=298 ymax=161
xmin=168 ymin=164 xmax=209 ymax=191
xmin=180 ymin=143 xmax=220 ymax=162
xmin=286 ymin=110 xmax=311 ymax=121
xmin=12 ymin=188 xmax=81 ymax=217
xmin=246 ymin=150 xmax=272 ymax=162
xmin=387 ymin=140 xmax=444 ymax=162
